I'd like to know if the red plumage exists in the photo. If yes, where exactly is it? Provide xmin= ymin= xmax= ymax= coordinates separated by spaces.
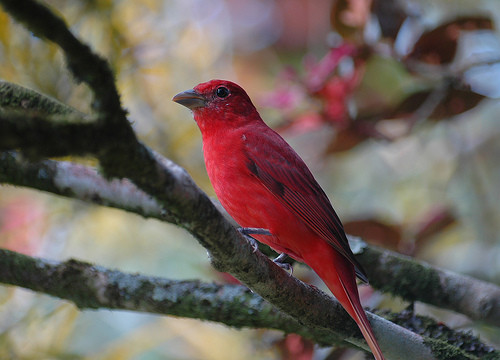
xmin=173 ymin=80 xmax=385 ymax=360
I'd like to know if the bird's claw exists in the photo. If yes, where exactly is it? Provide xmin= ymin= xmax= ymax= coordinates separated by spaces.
xmin=238 ymin=227 xmax=271 ymax=253
xmin=273 ymin=253 xmax=293 ymax=275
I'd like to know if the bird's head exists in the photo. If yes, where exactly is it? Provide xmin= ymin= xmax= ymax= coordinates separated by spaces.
xmin=172 ymin=80 xmax=260 ymax=130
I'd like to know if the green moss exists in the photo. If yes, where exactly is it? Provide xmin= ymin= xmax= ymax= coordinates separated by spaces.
xmin=386 ymin=309 xmax=499 ymax=359
xmin=360 ymin=247 xmax=447 ymax=304
xmin=0 ymin=81 xmax=77 ymax=117
xmin=425 ymin=338 xmax=477 ymax=360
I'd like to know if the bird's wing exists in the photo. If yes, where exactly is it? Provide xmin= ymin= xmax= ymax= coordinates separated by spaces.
xmin=244 ymin=131 xmax=368 ymax=283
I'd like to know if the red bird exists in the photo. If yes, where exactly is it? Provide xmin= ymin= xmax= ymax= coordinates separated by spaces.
xmin=173 ymin=80 xmax=385 ymax=360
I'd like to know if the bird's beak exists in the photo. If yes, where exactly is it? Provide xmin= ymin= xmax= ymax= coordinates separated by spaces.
xmin=172 ymin=89 xmax=206 ymax=110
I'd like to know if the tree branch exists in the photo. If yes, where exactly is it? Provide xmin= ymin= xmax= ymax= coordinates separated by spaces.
xmin=2 ymin=247 xmax=492 ymax=360
xmin=358 ymin=242 xmax=500 ymax=328
xmin=0 ymin=151 xmax=164 ymax=219
xmin=0 ymin=150 xmax=234 ymax=224
xmin=2 ymin=150 xmax=500 ymax=329
xmin=0 ymin=248 xmax=307 ymax=336
xmin=0 ymin=0 xmax=124 ymax=121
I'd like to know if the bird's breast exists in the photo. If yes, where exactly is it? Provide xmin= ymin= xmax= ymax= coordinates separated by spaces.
xmin=203 ymin=130 xmax=265 ymax=222
xmin=201 ymin=130 xmax=314 ymax=261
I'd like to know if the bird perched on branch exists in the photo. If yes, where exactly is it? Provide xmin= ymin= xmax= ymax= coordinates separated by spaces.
xmin=173 ymin=80 xmax=385 ymax=360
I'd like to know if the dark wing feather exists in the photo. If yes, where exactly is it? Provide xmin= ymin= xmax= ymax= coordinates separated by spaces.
xmin=245 ymin=131 xmax=368 ymax=283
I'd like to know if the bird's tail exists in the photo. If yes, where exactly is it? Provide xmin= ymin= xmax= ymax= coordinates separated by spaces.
xmin=337 ymin=270 xmax=385 ymax=360
xmin=306 ymin=246 xmax=385 ymax=360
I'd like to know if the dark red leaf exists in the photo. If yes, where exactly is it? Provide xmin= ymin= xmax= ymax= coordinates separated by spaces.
xmin=343 ymin=218 xmax=402 ymax=250
xmin=393 ymin=88 xmax=484 ymax=120
xmin=407 ymin=16 xmax=493 ymax=64
xmin=433 ymin=89 xmax=484 ymax=119
xmin=414 ymin=207 xmax=457 ymax=244
xmin=326 ymin=125 xmax=369 ymax=153
xmin=391 ymin=90 xmax=431 ymax=118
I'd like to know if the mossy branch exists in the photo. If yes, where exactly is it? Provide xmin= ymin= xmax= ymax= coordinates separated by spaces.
xmin=2 ymin=146 xmax=500 ymax=330
xmin=2 ymin=247 xmax=496 ymax=360
xmin=358 ymin=244 xmax=500 ymax=328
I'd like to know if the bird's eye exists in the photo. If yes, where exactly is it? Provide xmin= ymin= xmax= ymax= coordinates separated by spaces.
xmin=216 ymin=86 xmax=230 ymax=98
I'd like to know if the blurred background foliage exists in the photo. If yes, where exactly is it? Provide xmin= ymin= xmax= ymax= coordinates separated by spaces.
xmin=0 ymin=0 xmax=499 ymax=359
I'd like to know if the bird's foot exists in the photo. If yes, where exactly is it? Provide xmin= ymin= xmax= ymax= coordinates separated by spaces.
xmin=238 ymin=227 xmax=272 ymax=253
xmin=239 ymin=227 xmax=272 ymax=236
xmin=273 ymin=253 xmax=293 ymax=275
